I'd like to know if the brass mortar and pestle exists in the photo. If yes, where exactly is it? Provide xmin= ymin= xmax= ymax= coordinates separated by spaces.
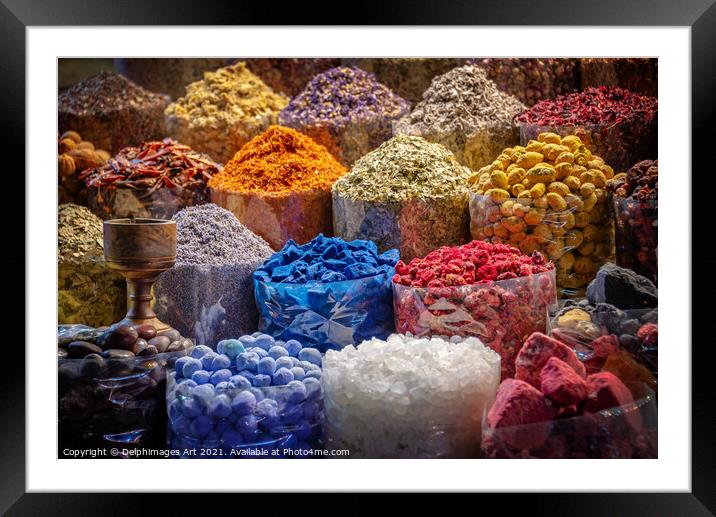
xmin=103 ymin=218 xmax=176 ymax=331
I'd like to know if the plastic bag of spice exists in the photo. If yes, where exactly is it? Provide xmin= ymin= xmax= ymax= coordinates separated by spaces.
xmin=393 ymin=269 xmax=557 ymax=380
xmin=254 ymin=271 xmax=395 ymax=353
xmin=548 ymin=302 xmax=658 ymax=386
xmin=211 ymin=188 xmax=333 ymax=251
xmin=333 ymin=193 xmax=471 ymax=263
xmin=57 ymin=323 xmax=192 ymax=455
xmin=481 ymin=382 xmax=657 ymax=459
xmin=516 ymin=87 xmax=658 ymax=172
xmin=468 ymin=132 xmax=616 ymax=297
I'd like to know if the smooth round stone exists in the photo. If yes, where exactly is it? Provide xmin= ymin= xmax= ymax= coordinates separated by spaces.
xmin=272 ymin=367 xmax=294 ymax=386
xmin=229 ymin=375 xmax=251 ymax=390
xmin=303 ymin=377 xmax=322 ymax=401
xmin=258 ymin=357 xmax=277 ymax=376
xmin=254 ymin=334 xmax=275 ymax=351
xmin=285 ymin=339 xmax=302 ymax=357
xmin=201 ymin=352 xmax=219 ymax=370
xmin=236 ymin=414 xmax=258 ymax=434
xmin=218 ymin=339 xmax=245 ymax=361
xmin=275 ymin=356 xmax=293 ymax=371
xmin=67 ymin=340 xmax=102 ymax=359
xmin=137 ymin=344 xmax=158 ymax=357
xmin=231 ymin=390 xmax=257 ymax=415
xmin=148 ymin=336 xmax=171 ymax=353
xmin=252 ymin=374 xmax=271 ymax=387
xmin=192 ymin=370 xmax=212 ymax=385
xmin=106 ymin=325 xmax=139 ymax=351
xmin=182 ymin=357 xmax=202 ymax=379
xmin=250 ymin=347 xmax=269 ymax=359
xmin=159 ymin=329 xmax=181 ymax=342
xmin=210 ymin=369 xmax=233 ymax=385
xmin=190 ymin=345 xmax=213 ymax=359
xmin=238 ymin=335 xmax=257 ymax=349
xmin=79 ymin=353 xmax=105 ymax=377
xmin=304 ymin=369 xmax=322 ymax=380
xmin=290 ymin=367 xmax=306 ymax=381
xmin=101 ymin=349 xmax=135 ymax=359
xmin=268 ymin=345 xmax=289 ymax=359
xmin=286 ymin=380 xmax=307 ymax=403
xmin=298 ymin=348 xmax=322 ymax=366
xmin=131 ymin=338 xmax=149 ymax=356
xmin=209 ymin=395 xmax=233 ymax=418
xmin=181 ymin=398 xmax=202 ymax=418
xmin=190 ymin=416 xmax=213 ymax=438
xmin=136 ymin=325 xmax=157 ymax=341
xmin=211 ymin=354 xmax=232 ymax=372
xmin=215 ymin=381 xmax=235 ymax=396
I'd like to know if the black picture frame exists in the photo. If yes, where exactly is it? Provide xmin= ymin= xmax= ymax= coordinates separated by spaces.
xmin=4 ymin=0 xmax=710 ymax=512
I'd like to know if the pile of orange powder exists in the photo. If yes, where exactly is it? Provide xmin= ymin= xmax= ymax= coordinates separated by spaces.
xmin=208 ymin=126 xmax=347 ymax=194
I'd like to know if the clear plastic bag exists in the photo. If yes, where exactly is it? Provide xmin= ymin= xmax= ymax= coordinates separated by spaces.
xmin=470 ymin=192 xmax=614 ymax=298
xmin=58 ymin=337 xmax=188 ymax=456
xmin=482 ymin=383 xmax=657 ymax=458
xmin=211 ymin=187 xmax=333 ymax=251
xmin=613 ymin=197 xmax=657 ymax=284
xmin=254 ymin=270 xmax=395 ymax=353
xmin=518 ymin=121 xmax=657 ymax=174
xmin=333 ymin=192 xmax=470 ymax=263
xmin=87 ymin=183 xmax=210 ymax=221
xmin=393 ymin=269 xmax=557 ymax=379
xmin=154 ymin=263 xmax=262 ymax=349
xmin=166 ymin=370 xmax=324 ymax=458
xmin=548 ymin=302 xmax=658 ymax=386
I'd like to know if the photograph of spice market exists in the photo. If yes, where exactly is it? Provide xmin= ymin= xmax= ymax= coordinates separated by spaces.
xmin=58 ymin=57 xmax=658 ymax=460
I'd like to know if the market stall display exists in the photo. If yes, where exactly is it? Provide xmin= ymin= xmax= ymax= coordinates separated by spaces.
xmin=154 ymin=204 xmax=274 ymax=347
xmin=58 ymin=204 xmax=126 ymax=328
xmin=165 ymin=62 xmax=288 ymax=164
xmin=323 ymin=334 xmax=501 ymax=458
xmin=395 ymin=65 xmax=524 ymax=170
xmin=608 ymin=159 xmax=658 ymax=284
xmin=114 ymin=58 xmax=234 ymax=99
xmin=58 ymin=71 xmax=170 ymax=155
xmin=245 ymin=58 xmax=342 ymax=97
xmin=343 ymin=57 xmax=462 ymax=104
xmin=254 ymin=235 xmax=398 ymax=353
xmin=392 ymin=240 xmax=557 ymax=379
xmin=333 ymin=135 xmax=472 ymax=262
xmin=166 ymin=333 xmax=324 ymax=457
xmin=516 ymin=86 xmax=657 ymax=172
xmin=468 ymin=132 xmax=616 ymax=297
xmin=58 ymin=130 xmax=110 ymax=205
xmin=278 ymin=67 xmax=410 ymax=166
xmin=80 ymin=139 xmax=222 ymax=220
xmin=58 ymin=323 xmax=192 ymax=455
xmin=580 ymin=58 xmax=658 ymax=98
xmin=209 ymin=126 xmax=347 ymax=249
xmin=471 ymin=58 xmax=580 ymax=106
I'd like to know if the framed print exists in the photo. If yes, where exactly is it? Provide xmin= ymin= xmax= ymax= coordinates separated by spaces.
xmin=2 ymin=0 xmax=712 ymax=511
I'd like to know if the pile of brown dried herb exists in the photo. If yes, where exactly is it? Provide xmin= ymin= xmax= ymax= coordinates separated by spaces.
xmin=58 ymin=204 xmax=126 ymax=327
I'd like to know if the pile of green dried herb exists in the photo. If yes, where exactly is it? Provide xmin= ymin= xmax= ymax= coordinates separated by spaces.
xmin=332 ymin=135 xmax=473 ymax=261
xmin=395 ymin=65 xmax=524 ymax=171
xmin=58 ymin=204 xmax=126 ymax=327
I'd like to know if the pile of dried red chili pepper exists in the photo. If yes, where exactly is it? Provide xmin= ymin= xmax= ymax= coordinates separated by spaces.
xmin=79 ymin=138 xmax=222 ymax=193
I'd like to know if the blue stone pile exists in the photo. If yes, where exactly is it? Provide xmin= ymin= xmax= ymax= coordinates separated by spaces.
xmin=167 ymin=332 xmax=324 ymax=457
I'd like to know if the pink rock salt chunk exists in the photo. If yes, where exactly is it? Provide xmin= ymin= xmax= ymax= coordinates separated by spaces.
xmin=486 ymin=378 xmax=556 ymax=450
xmin=515 ymin=332 xmax=586 ymax=388
xmin=584 ymin=372 xmax=642 ymax=432
xmin=540 ymin=357 xmax=588 ymax=406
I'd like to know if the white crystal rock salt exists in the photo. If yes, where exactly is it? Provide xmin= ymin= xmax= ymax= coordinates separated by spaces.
xmin=322 ymin=333 xmax=501 ymax=458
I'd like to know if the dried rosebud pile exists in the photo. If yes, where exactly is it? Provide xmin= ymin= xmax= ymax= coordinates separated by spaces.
xmin=392 ymin=241 xmax=552 ymax=288
xmin=517 ymin=86 xmax=657 ymax=171
xmin=392 ymin=241 xmax=557 ymax=379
